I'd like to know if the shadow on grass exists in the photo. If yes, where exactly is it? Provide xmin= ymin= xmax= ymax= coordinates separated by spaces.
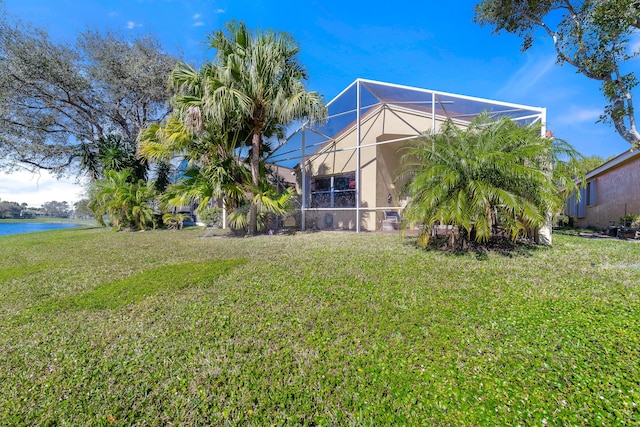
xmin=401 ymin=235 xmax=544 ymax=260
xmin=553 ymin=226 xmax=600 ymax=236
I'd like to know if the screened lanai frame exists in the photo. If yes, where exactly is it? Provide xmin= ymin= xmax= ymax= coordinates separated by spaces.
xmin=268 ymin=78 xmax=547 ymax=232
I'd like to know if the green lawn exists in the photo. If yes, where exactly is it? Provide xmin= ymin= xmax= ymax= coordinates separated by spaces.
xmin=0 ymin=227 xmax=638 ymax=425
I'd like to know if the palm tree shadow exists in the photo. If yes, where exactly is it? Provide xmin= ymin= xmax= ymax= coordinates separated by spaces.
xmin=403 ymin=236 xmax=543 ymax=260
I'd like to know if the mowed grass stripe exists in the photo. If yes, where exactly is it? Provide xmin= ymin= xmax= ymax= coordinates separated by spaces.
xmin=18 ymin=258 xmax=246 ymax=317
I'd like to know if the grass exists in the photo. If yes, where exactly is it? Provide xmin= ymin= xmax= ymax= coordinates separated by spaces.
xmin=0 ymin=227 xmax=639 ymax=425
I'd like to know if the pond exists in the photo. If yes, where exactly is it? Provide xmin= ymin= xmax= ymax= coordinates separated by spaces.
xmin=0 ymin=222 xmax=81 ymax=237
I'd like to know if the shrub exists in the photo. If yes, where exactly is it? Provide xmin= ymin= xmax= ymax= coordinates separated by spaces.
xmin=620 ymin=213 xmax=638 ymax=226
xmin=198 ymin=207 xmax=223 ymax=228
xmin=162 ymin=213 xmax=191 ymax=230
xmin=401 ymin=114 xmax=580 ymax=249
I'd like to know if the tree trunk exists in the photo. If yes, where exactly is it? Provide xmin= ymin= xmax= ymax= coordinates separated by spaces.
xmin=537 ymin=219 xmax=553 ymax=246
xmin=246 ymin=125 xmax=262 ymax=236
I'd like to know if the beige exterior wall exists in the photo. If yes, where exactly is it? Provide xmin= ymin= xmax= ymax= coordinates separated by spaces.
xmin=573 ymin=154 xmax=640 ymax=229
xmin=303 ymin=105 xmax=443 ymax=231
xmin=375 ymin=137 xmax=410 ymax=226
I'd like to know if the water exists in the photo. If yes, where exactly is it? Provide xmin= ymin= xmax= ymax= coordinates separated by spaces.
xmin=0 ymin=222 xmax=81 ymax=237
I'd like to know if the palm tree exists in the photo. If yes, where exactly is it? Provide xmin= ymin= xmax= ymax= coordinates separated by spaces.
xmin=401 ymin=114 xmax=580 ymax=249
xmin=138 ymin=112 xmax=250 ymax=224
xmin=79 ymin=134 xmax=148 ymax=181
xmin=169 ymin=21 xmax=326 ymax=235
xmin=88 ymin=169 xmax=157 ymax=231
xmin=227 ymin=184 xmax=297 ymax=232
xmin=89 ymin=169 xmax=130 ymax=230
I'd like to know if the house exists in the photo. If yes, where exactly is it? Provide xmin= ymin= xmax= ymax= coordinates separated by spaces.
xmin=268 ymin=79 xmax=547 ymax=232
xmin=565 ymin=148 xmax=640 ymax=229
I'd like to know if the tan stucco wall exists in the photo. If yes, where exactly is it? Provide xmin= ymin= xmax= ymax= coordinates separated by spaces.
xmin=305 ymin=210 xmax=359 ymax=230
xmin=303 ymin=105 xmax=442 ymax=231
xmin=305 ymin=105 xmax=436 ymax=176
xmin=574 ymin=155 xmax=640 ymax=229
xmin=375 ymin=137 xmax=410 ymax=226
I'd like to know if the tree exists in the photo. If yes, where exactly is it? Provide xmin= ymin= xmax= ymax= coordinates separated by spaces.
xmin=0 ymin=15 xmax=177 ymax=174
xmin=474 ymin=0 xmax=640 ymax=147
xmin=179 ymin=21 xmax=326 ymax=235
xmin=554 ymin=154 xmax=612 ymax=181
xmin=226 ymin=186 xmax=297 ymax=232
xmin=42 ymin=200 xmax=70 ymax=218
xmin=0 ymin=199 xmax=21 ymax=218
xmin=74 ymin=198 xmax=93 ymax=219
xmin=153 ymin=160 xmax=172 ymax=193
xmin=139 ymin=112 xmax=252 ymax=228
xmin=401 ymin=114 xmax=580 ymax=250
xmin=88 ymin=169 xmax=157 ymax=231
xmin=79 ymin=134 xmax=148 ymax=182
xmin=162 ymin=212 xmax=191 ymax=230
xmin=140 ymin=21 xmax=326 ymax=235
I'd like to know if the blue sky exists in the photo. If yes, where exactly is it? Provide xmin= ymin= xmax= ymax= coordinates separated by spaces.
xmin=1 ymin=0 xmax=634 ymax=206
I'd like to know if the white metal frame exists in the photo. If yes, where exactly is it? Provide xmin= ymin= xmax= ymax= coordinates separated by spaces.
xmin=268 ymin=79 xmax=546 ymax=232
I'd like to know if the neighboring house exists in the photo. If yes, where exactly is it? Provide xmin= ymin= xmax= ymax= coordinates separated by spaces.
xmin=269 ymin=164 xmax=296 ymax=192
xmin=19 ymin=209 xmax=47 ymax=218
xmin=565 ymin=148 xmax=640 ymax=229
xmin=269 ymin=79 xmax=547 ymax=231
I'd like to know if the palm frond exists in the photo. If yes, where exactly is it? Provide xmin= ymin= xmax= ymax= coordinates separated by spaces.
xmin=402 ymin=114 xmax=581 ymax=248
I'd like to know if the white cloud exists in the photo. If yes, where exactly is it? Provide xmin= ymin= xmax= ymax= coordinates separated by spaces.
xmin=216 ymin=8 xmax=225 ymax=14
xmin=126 ymin=21 xmax=143 ymax=30
xmin=554 ymin=106 xmax=603 ymax=125
xmin=497 ymin=53 xmax=557 ymax=99
xmin=192 ymin=12 xmax=205 ymax=26
xmin=0 ymin=171 xmax=86 ymax=208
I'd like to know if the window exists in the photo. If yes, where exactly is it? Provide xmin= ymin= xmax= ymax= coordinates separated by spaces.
xmin=587 ymin=180 xmax=596 ymax=206
xmin=565 ymin=192 xmax=577 ymax=217
xmin=310 ymin=173 xmax=356 ymax=208
xmin=577 ymin=187 xmax=587 ymax=218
